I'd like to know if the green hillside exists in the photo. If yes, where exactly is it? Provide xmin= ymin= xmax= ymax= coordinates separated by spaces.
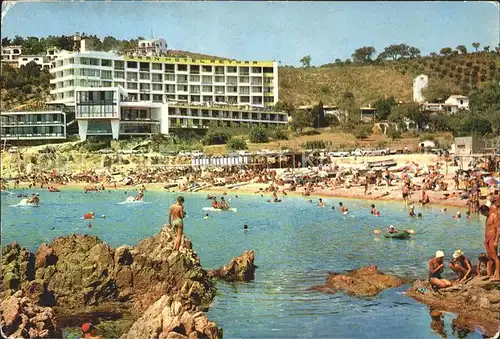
xmin=279 ymin=52 xmax=499 ymax=107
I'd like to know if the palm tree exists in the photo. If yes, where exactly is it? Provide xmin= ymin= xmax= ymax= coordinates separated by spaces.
xmin=472 ymin=42 xmax=480 ymax=52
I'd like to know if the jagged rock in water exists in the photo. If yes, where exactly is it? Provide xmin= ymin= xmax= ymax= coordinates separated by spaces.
xmin=121 ymin=294 xmax=222 ymax=339
xmin=407 ymin=277 xmax=500 ymax=337
xmin=207 ymin=250 xmax=256 ymax=282
xmin=0 ymin=290 xmax=62 ymax=338
xmin=311 ymin=265 xmax=404 ymax=297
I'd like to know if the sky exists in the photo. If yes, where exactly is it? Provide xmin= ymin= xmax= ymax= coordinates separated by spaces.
xmin=1 ymin=1 xmax=499 ymax=66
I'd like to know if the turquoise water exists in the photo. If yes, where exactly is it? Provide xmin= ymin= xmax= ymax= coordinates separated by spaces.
xmin=1 ymin=189 xmax=485 ymax=338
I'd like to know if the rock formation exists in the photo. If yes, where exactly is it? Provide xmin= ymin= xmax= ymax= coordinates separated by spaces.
xmin=0 ymin=290 xmax=61 ymax=338
xmin=311 ymin=265 xmax=404 ymax=297
xmin=121 ymin=294 xmax=222 ymax=339
xmin=1 ymin=225 xmax=219 ymax=337
xmin=407 ymin=277 xmax=500 ymax=337
xmin=207 ymin=250 xmax=256 ymax=282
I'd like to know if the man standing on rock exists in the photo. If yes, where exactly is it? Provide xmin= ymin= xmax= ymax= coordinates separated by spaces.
xmin=480 ymin=204 xmax=500 ymax=281
xmin=169 ymin=196 xmax=185 ymax=251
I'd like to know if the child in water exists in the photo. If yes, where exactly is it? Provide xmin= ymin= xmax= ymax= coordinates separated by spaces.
xmin=203 ymin=213 xmax=209 ymax=220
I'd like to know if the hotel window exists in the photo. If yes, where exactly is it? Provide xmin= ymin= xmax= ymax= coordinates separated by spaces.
xmin=165 ymin=84 xmax=175 ymax=93
xmin=153 ymin=94 xmax=162 ymax=102
xmin=190 ymin=85 xmax=200 ymax=94
xmin=115 ymin=82 xmax=125 ymax=88
xmin=127 ymin=82 xmax=138 ymax=90
xmin=239 ymin=67 xmax=249 ymax=75
xmin=227 ymin=96 xmax=238 ymax=104
xmin=215 ymin=86 xmax=225 ymax=94
xmin=178 ymin=95 xmax=188 ymax=101
xmin=190 ymin=65 xmax=200 ymax=74
xmin=102 ymin=70 xmax=112 ymax=80
xmin=227 ymin=86 xmax=238 ymax=93
xmin=82 ymin=68 xmax=100 ymax=77
xmin=215 ymin=66 xmax=224 ymax=75
xmin=140 ymin=83 xmax=150 ymax=91
xmin=227 ymin=76 xmax=238 ymax=85
xmin=177 ymin=85 xmax=188 ymax=92
xmin=203 ymin=96 xmax=213 ymax=102
xmin=114 ymin=71 xmax=125 ymax=79
xmin=239 ymin=86 xmax=250 ymax=94
xmin=114 ymin=60 xmax=125 ymax=69
xmin=152 ymin=63 xmax=162 ymax=71
xmin=263 ymin=67 xmax=273 ymax=73
xmin=252 ymin=86 xmax=262 ymax=93
xmin=202 ymin=86 xmax=213 ymax=93
xmin=139 ymin=62 xmax=150 ymax=71
xmin=240 ymin=96 xmax=250 ymax=103
xmin=264 ymin=87 xmax=273 ymax=93
xmin=166 ymin=94 xmax=175 ymax=100
xmin=101 ymin=59 xmax=112 ymax=67
xmin=102 ymin=81 xmax=112 ymax=87
xmin=190 ymin=95 xmax=201 ymax=103
xmin=202 ymin=75 xmax=212 ymax=84
xmin=252 ymin=97 xmax=263 ymax=105
xmin=127 ymin=72 xmax=138 ymax=81
xmin=226 ymin=66 xmax=237 ymax=73
xmin=215 ymin=96 xmax=225 ymax=103
xmin=264 ymin=96 xmax=275 ymax=103
xmin=251 ymin=67 xmax=262 ymax=74
xmin=152 ymin=74 xmax=163 ymax=82
xmin=214 ymin=76 xmax=225 ymax=83
xmin=140 ymin=94 xmax=150 ymax=101
xmin=152 ymin=84 xmax=163 ymax=91
xmin=202 ymin=65 xmax=212 ymax=73
xmin=81 ymin=58 xmax=99 ymax=66
xmin=177 ymin=64 xmax=188 ymax=72
xmin=140 ymin=72 xmax=150 ymax=80
xmin=177 ymin=75 xmax=188 ymax=83
xmin=239 ymin=76 xmax=249 ymax=83
xmin=251 ymin=77 xmax=262 ymax=86
xmin=165 ymin=74 xmax=175 ymax=82
xmin=165 ymin=64 xmax=175 ymax=73
xmin=189 ymin=75 xmax=200 ymax=82
xmin=264 ymin=77 xmax=273 ymax=84
xmin=127 ymin=61 xmax=138 ymax=69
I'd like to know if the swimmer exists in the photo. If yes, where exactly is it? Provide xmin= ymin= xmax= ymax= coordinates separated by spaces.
xmin=317 ymin=198 xmax=325 ymax=207
xmin=417 ymin=213 xmax=422 ymax=218
xmin=101 ymin=215 xmax=106 ymax=219
xmin=83 ymin=212 xmax=95 ymax=220
xmin=87 ymin=223 xmax=92 ymax=228
xmin=235 ymin=195 xmax=239 ymax=198
xmin=388 ymin=225 xmax=397 ymax=233
xmin=203 ymin=213 xmax=209 ymax=220
xmin=409 ymin=205 xmax=415 ymax=217
xmin=466 ymin=211 xmax=471 ymax=219
xmin=339 ymin=202 xmax=347 ymax=213
xmin=244 ymin=224 xmax=248 ymax=230
xmin=453 ymin=211 xmax=462 ymax=219
xmin=331 ymin=206 xmax=335 ymax=210
xmin=309 ymin=200 xmax=313 ymax=203
xmin=370 ymin=204 xmax=380 ymax=216
xmin=440 ymin=208 xmax=447 ymax=213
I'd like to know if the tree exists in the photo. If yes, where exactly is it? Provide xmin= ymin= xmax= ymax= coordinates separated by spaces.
xmin=227 ymin=137 xmax=247 ymax=150
xmin=334 ymin=58 xmax=343 ymax=64
xmin=377 ymin=43 xmax=414 ymax=60
xmin=439 ymin=47 xmax=453 ymax=56
xmin=408 ymin=46 xmax=421 ymax=59
xmin=339 ymin=91 xmax=358 ymax=122
xmin=373 ymin=96 xmax=396 ymax=121
xmin=312 ymin=101 xmax=326 ymax=128
xmin=429 ymin=52 xmax=437 ymax=58
xmin=351 ymin=46 xmax=376 ymax=64
xmin=483 ymin=46 xmax=490 ymax=53
xmin=290 ymin=109 xmax=312 ymax=134
xmin=456 ymin=45 xmax=467 ymax=54
xmin=388 ymin=128 xmax=402 ymax=140
xmin=300 ymin=55 xmax=311 ymax=68
xmin=422 ymin=79 xmax=459 ymax=103
xmin=1 ymin=37 xmax=10 ymax=46
xmin=353 ymin=124 xmax=372 ymax=140
xmin=202 ymin=129 xmax=230 ymax=145
xmin=472 ymin=42 xmax=480 ymax=52
xmin=390 ymin=103 xmax=426 ymax=130
xmin=249 ymin=126 xmax=269 ymax=143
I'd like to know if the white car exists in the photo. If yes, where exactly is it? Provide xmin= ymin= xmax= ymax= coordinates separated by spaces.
xmin=191 ymin=150 xmax=204 ymax=157
xmin=178 ymin=151 xmax=192 ymax=157
xmin=351 ymin=149 xmax=366 ymax=157
xmin=328 ymin=151 xmax=350 ymax=157
xmin=364 ymin=148 xmax=389 ymax=156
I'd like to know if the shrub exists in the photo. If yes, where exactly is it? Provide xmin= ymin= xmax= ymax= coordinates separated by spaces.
xmin=79 ymin=137 xmax=110 ymax=152
xmin=248 ymin=126 xmax=269 ymax=143
xmin=271 ymin=127 xmax=289 ymax=140
xmin=388 ymin=128 xmax=402 ymax=140
xmin=227 ymin=137 xmax=247 ymax=150
xmin=353 ymin=124 xmax=372 ymax=140
xmin=302 ymin=140 xmax=331 ymax=149
xmin=202 ymin=129 xmax=230 ymax=145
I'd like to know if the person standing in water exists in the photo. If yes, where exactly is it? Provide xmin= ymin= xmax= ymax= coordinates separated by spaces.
xmin=480 ymin=204 xmax=500 ymax=281
xmin=169 ymin=196 xmax=185 ymax=251
xmin=317 ymin=198 xmax=325 ymax=207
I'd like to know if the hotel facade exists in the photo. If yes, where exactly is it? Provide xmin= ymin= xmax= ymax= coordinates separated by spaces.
xmin=1 ymin=39 xmax=287 ymax=142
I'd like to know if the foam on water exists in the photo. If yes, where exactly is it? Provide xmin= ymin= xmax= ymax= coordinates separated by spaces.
xmin=1 ymin=189 xmax=485 ymax=338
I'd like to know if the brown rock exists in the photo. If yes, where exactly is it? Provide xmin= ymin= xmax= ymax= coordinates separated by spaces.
xmin=35 ymin=243 xmax=57 ymax=270
xmin=311 ymin=265 xmax=404 ymax=297
xmin=407 ymin=277 xmax=500 ymax=337
xmin=207 ymin=250 xmax=257 ymax=282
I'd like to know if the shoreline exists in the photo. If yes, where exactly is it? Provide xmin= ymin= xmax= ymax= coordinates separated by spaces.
xmin=8 ymin=180 xmax=471 ymax=209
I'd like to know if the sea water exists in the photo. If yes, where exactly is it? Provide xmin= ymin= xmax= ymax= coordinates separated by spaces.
xmin=1 ymin=189 xmax=484 ymax=338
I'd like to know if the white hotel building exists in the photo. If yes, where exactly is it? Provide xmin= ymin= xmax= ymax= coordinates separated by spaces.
xmin=46 ymin=45 xmax=285 ymax=141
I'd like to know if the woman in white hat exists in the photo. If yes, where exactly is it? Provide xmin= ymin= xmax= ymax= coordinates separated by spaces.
xmin=428 ymin=250 xmax=452 ymax=289
xmin=449 ymin=249 xmax=472 ymax=282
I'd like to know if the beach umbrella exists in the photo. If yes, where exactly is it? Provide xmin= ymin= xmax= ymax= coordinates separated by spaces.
xmin=484 ymin=176 xmax=500 ymax=185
